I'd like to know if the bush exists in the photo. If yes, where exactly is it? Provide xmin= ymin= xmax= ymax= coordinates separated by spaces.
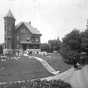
xmin=0 ymin=79 xmax=72 ymax=88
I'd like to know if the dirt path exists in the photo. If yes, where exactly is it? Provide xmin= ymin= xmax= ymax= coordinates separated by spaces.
xmin=30 ymin=56 xmax=60 ymax=75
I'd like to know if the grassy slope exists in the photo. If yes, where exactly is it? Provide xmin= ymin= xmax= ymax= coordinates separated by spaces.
xmin=35 ymin=53 xmax=71 ymax=72
xmin=0 ymin=56 xmax=53 ymax=82
xmin=0 ymin=53 xmax=71 ymax=82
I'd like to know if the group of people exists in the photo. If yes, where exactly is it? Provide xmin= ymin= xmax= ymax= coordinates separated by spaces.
xmin=23 ymin=49 xmax=48 ymax=56
xmin=73 ymin=52 xmax=88 ymax=70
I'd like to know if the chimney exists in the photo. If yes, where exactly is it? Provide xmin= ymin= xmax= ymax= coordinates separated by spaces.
xmin=86 ymin=19 xmax=88 ymax=30
xmin=29 ymin=21 xmax=31 ymax=24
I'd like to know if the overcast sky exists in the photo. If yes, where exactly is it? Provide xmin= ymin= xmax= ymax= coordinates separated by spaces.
xmin=0 ymin=0 xmax=88 ymax=43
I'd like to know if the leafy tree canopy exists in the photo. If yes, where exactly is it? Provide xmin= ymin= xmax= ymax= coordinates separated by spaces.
xmin=60 ymin=29 xmax=88 ymax=65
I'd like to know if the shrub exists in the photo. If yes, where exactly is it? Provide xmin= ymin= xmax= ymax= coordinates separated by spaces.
xmin=0 ymin=79 xmax=72 ymax=88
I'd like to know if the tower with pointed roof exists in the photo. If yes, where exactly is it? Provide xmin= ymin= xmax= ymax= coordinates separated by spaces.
xmin=3 ymin=10 xmax=41 ymax=54
xmin=4 ymin=10 xmax=16 ymax=50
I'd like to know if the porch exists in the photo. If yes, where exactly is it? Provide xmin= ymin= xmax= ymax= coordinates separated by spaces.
xmin=21 ymin=44 xmax=40 ymax=50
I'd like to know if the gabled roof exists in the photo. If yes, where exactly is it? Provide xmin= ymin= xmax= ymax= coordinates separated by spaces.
xmin=16 ymin=22 xmax=41 ymax=35
xmin=4 ymin=9 xmax=15 ymax=18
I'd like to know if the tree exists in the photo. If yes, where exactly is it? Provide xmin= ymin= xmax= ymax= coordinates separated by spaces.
xmin=60 ymin=29 xmax=81 ymax=65
xmin=62 ymin=29 xmax=81 ymax=51
xmin=80 ymin=30 xmax=88 ymax=53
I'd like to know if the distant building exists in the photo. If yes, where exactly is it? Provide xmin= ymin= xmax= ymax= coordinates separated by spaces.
xmin=4 ymin=10 xmax=41 ymax=51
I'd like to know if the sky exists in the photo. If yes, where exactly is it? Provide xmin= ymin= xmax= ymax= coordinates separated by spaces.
xmin=0 ymin=0 xmax=88 ymax=43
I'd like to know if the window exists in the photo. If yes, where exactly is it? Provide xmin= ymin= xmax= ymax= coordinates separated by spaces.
xmin=21 ymin=29 xmax=26 ymax=33
xmin=36 ymin=38 xmax=39 ymax=42
xmin=17 ymin=44 xmax=19 ymax=48
xmin=32 ymin=38 xmax=35 ymax=42
xmin=26 ymin=37 xmax=30 ymax=41
xmin=8 ymin=38 xmax=10 ymax=40
xmin=8 ymin=26 xmax=11 ymax=32
xmin=17 ymin=36 xmax=19 ymax=41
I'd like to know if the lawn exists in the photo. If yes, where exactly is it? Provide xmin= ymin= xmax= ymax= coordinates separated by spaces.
xmin=0 ymin=56 xmax=53 ymax=82
xmin=35 ymin=53 xmax=71 ymax=72
xmin=0 ymin=53 xmax=71 ymax=82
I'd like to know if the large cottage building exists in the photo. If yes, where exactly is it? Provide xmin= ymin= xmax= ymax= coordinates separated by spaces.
xmin=4 ymin=10 xmax=41 ymax=51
